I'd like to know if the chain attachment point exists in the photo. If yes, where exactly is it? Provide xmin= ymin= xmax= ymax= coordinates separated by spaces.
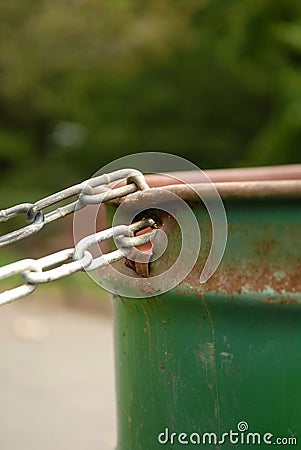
xmin=0 ymin=169 xmax=154 ymax=305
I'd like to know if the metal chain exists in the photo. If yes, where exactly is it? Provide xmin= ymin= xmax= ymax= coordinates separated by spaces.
xmin=0 ymin=169 xmax=148 ymax=247
xmin=0 ymin=169 xmax=156 ymax=306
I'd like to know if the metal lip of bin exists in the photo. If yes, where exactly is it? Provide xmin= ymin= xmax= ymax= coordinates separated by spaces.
xmin=146 ymin=164 xmax=301 ymax=200
xmin=109 ymin=164 xmax=301 ymax=205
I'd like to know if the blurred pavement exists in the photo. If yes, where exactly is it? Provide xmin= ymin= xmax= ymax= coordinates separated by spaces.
xmin=0 ymin=288 xmax=116 ymax=450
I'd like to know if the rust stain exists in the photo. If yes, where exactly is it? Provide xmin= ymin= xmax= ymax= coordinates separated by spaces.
xmin=255 ymin=239 xmax=277 ymax=256
xmin=179 ymin=264 xmax=301 ymax=297
xmin=125 ymin=248 xmax=152 ymax=277
xmin=121 ymin=406 xmax=132 ymax=429
xmin=105 ymin=176 xmax=301 ymax=300
xmin=279 ymin=299 xmax=300 ymax=305
xmin=125 ymin=225 xmax=153 ymax=277
xmin=200 ymin=297 xmax=221 ymax=432
xmin=199 ymin=342 xmax=215 ymax=364
xmin=141 ymin=302 xmax=150 ymax=334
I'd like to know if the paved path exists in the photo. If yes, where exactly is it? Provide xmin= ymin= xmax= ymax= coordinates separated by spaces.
xmin=0 ymin=288 xmax=116 ymax=450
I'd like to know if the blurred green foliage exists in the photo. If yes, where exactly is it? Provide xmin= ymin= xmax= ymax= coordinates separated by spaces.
xmin=0 ymin=0 xmax=301 ymax=199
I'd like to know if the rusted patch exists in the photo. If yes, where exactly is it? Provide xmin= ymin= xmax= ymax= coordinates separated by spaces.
xmin=124 ymin=222 xmax=158 ymax=277
xmin=141 ymin=302 xmax=151 ymax=334
xmin=105 ymin=166 xmax=301 ymax=300
xmin=177 ymin=264 xmax=301 ymax=299
xmin=125 ymin=247 xmax=152 ymax=277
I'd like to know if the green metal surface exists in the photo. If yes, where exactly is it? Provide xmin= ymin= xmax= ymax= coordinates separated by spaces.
xmin=108 ymin=195 xmax=301 ymax=449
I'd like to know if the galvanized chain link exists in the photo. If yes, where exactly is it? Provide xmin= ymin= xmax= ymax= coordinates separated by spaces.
xmin=0 ymin=169 xmax=148 ymax=247
xmin=0 ymin=169 xmax=156 ymax=306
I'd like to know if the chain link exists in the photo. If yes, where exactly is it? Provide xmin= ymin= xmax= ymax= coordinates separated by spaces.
xmin=0 ymin=169 xmax=148 ymax=247
xmin=0 ymin=204 xmax=45 ymax=248
xmin=0 ymin=259 xmax=41 ymax=305
xmin=0 ymin=169 xmax=155 ymax=306
xmin=74 ymin=219 xmax=155 ymax=272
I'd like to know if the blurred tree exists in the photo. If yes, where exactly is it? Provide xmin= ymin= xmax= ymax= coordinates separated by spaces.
xmin=0 ymin=0 xmax=300 ymax=198
xmin=0 ymin=0 xmax=200 ymax=191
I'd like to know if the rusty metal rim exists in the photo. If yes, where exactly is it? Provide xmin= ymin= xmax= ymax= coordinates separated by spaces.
xmin=109 ymin=180 xmax=301 ymax=207
xmin=161 ymin=179 xmax=301 ymax=200
xmin=106 ymin=165 xmax=301 ymax=205
xmin=200 ymin=163 xmax=301 ymax=181
xmin=145 ymin=164 xmax=301 ymax=186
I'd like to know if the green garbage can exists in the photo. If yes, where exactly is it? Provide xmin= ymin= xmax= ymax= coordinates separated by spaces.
xmin=105 ymin=166 xmax=301 ymax=449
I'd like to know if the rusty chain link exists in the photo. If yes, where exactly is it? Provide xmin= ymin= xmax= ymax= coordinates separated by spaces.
xmin=0 ymin=169 xmax=156 ymax=306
